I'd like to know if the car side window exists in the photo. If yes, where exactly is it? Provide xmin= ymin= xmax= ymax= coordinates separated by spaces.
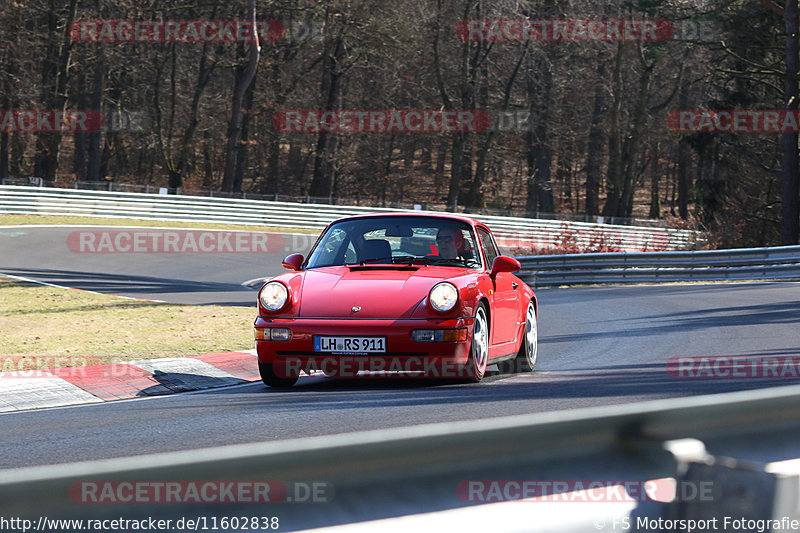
xmin=477 ymin=228 xmax=499 ymax=268
xmin=314 ymin=228 xmax=349 ymax=266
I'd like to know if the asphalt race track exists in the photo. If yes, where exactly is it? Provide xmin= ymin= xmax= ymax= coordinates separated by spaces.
xmin=2 ymin=225 xmax=800 ymax=469
xmin=0 ymin=225 xmax=315 ymax=305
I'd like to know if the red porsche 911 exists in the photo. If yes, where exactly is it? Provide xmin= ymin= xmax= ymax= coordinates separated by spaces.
xmin=254 ymin=213 xmax=537 ymax=387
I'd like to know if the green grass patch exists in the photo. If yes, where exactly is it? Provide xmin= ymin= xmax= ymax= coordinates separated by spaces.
xmin=0 ymin=276 xmax=256 ymax=366
xmin=0 ymin=214 xmax=319 ymax=234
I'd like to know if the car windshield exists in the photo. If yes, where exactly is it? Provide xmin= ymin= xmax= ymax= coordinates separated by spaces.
xmin=305 ymin=217 xmax=482 ymax=269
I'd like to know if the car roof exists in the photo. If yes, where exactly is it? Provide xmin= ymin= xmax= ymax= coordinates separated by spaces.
xmin=326 ymin=212 xmax=487 ymax=228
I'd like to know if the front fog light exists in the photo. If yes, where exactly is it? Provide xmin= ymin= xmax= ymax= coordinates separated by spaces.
xmin=412 ymin=330 xmax=436 ymax=342
xmin=269 ymin=328 xmax=292 ymax=341
xmin=412 ymin=328 xmax=467 ymax=342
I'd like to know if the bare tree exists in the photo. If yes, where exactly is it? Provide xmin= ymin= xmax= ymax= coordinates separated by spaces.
xmin=781 ymin=0 xmax=799 ymax=244
xmin=221 ymin=0 xmax=260 ymax=193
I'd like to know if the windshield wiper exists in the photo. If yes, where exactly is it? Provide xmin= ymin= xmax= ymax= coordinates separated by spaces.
xmin=359 ymin=256 xmax=395 ymax=265
xmin=358 ymin=255 xmax=435 ymax=266
xmin=423 ymin=256 xmax=481 ymax=267
xmin=393 ymin=255 xmax=477 ymax=266
xmin=358 ymin=255 xmax=479 ymax=267
xmin=392 ymin=255 xmax=436 ymax=265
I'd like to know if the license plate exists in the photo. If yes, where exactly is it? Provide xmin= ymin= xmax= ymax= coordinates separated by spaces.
xmin=314 ymin=336 xmax=386 ymax=354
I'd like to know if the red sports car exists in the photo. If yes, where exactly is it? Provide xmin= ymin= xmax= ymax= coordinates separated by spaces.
xmin=254 ymin=213 xmax=537 ymax=387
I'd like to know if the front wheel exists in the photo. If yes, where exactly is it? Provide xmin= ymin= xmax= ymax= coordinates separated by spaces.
xmin=499 ymin=300 xmax=538 ymax=374
xmin=259 ymin=362 xmax=298 ymax=388
xmin=463 ymin=304 xmax=489 ymax=382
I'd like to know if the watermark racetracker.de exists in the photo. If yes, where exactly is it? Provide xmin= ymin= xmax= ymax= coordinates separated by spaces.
xmin=0 ymin=357 xmax=153 ymax=379
xmin=69 ymin=20 xmax=286 ymax=43
xmin=66 ymin=229 xmax=287 ymax=254
xmin=667 ymin=110 xmax=800 ymax=133
xmin=0 ymin=110 xmax=103 ymax=133
xmin=455 ymin=19 xmax=675 ymax=42
xmin=267 ymin=356 xmax=484 ymax=379
xmin=667 ymin=356 xmax=800 ymax=379
xmin=457 ymin=478 xmax=715 ymax=503
xmin=70 ymin=480 xmax=332 ymax=504
xmin=69 ymin=19 xmax=324 ymax=44
xmin=2 ymin=356 xmax=101 ymax=374
xmin=273 ymin=110 xmax=492 ymax=133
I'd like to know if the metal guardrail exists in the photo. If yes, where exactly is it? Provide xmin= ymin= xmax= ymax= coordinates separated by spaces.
xmin=29 ymin=178 xmax=673 ymax=227
xmin=3 ymin=185 xmax=795 ymax=286
xmin=0 ymin=185 xmax=700 ymax=252
xmin=517 ymin=246 xmax=800 ymax=287
xmin=1 ymin=385 xmax=799 ymax=531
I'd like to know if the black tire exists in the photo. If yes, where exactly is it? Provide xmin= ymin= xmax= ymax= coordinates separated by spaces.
xmin=463 ymin=303 xmax=489 ymax=382
xmin=259 ymin=362 xmax=299 ymax=388
xmin=499 ymin=300 xmax=538 ymax=374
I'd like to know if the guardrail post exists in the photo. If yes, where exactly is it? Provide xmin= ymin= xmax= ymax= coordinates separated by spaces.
xmin=661 ymin=439 xmax=799 ymax=531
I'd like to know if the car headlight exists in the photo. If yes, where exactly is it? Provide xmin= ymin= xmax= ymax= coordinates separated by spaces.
xmin=260 ymin=281 xmax=289 ymax=312
xmin=428 ymin=282 xmax=458 ymax=313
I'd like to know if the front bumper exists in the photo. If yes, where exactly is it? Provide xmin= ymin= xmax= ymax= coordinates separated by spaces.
xmin=255 ymin=316 xmax=474 ymax=378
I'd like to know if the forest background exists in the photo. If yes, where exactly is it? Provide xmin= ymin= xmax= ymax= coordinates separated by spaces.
xmin=1 ymin=0 xmax=798 ymax=249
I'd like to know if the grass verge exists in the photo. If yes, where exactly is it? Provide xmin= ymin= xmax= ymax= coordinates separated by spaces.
xmin=0 ymin=276 xmax=255 ymax=368
xmin=0 ymin=214 xmax=319 ymax=234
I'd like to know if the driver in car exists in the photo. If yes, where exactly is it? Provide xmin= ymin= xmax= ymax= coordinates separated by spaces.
xmin=436 ymin=228 xmax=460 ymax=259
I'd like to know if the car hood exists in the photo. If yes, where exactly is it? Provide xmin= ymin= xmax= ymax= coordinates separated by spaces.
xmin=296 ymin=266 xmax=469 ymax=318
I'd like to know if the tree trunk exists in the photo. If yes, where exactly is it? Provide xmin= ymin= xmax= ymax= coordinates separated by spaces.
xmin=73 ymin=75 xmax=88 ymax=180
xmin=202 ymin=131 xmax=214 ymax=189
xmin=584 ymin=52 xmax=607 ymax=217
xmin=263 ymin=127 xmax=280 ymax=196
xmin=649 ymin=142 xmax=661 ymax=219
xmin=381 ymin=133 xmax=395 ymax=207
xmin=234 ymin=77 xmax=256 ymax=193
xmin=307 ymin=34 xmax=344 ymax=198
xmin=677 ymin=80 xmax=691 ymax=219
xmin=0 ymin=120 xmax=7 ymax=180
xmin=436 ymin=139 xmax=447 ymax=175
xmin=175 ymin=37 xmax=216 ymax=189
xmin=221 ymin=0 xmax=260 ymax=193
xmin=525 ymin=54 xmax=555 ymax=214
xmin=10 ymin=131 xmax=23 ymax=176
xmin=433 ymin=0 xmax=473 ymax=211
xmin=87 ymin=57 xmax=106 ymax=182
xmin=448 ymin=132 xmax=468 ymax=210
xmin=288 ymin=142 xmax=304 ymax=183
xmin=620 ymin=46 xmax=655 ymax=218
xmin=602 ymin=43 xmax=624 ymax=218
xmin=33 ymin=0 xmax=78 ymax=181
xmin=781 ymin=0 xmax=800 ymax=244
xmin=470 ymin=45 xmax=527 ymax=209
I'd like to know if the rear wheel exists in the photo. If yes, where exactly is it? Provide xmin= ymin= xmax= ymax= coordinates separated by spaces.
xmin=259 ymin=362 xmax=299 ymax=388
xmin=499 ymin=301 xmax=537 ymax=374
xmin=463 ymin=304 xmax=489 ymax=382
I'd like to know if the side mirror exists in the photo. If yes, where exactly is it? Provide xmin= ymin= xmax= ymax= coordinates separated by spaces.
xmin=282 ymin=253 xmax=304 ymax=271
xmin=490 ymin=256 xmax=521 ymax=277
